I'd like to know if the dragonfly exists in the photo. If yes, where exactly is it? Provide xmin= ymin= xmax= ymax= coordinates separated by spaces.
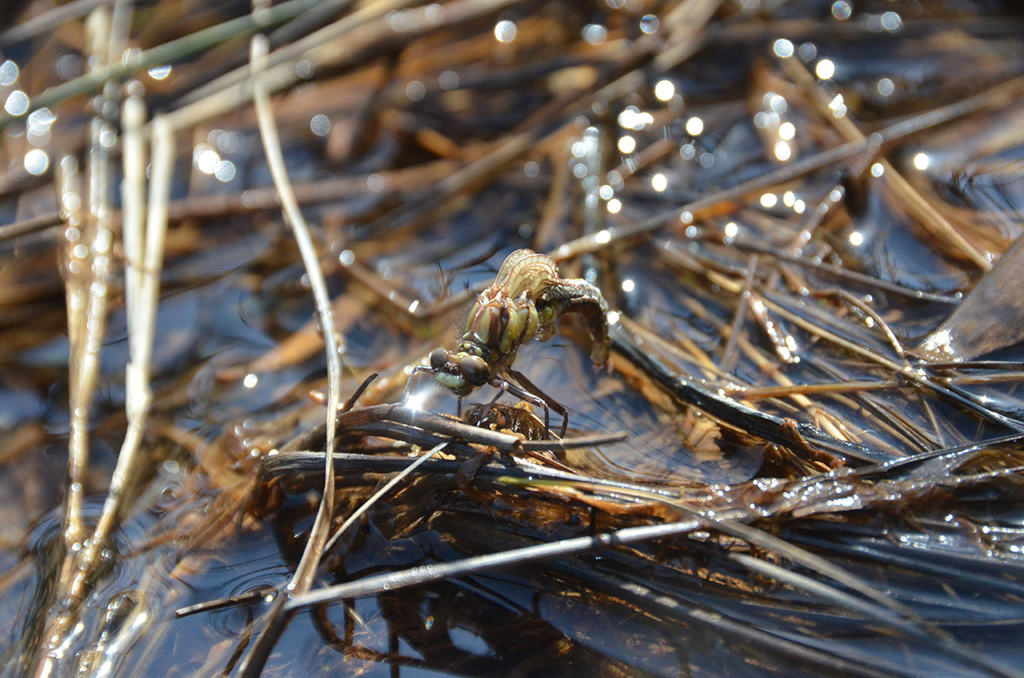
xmin=408 ymin=249 xmax=610 ymax=437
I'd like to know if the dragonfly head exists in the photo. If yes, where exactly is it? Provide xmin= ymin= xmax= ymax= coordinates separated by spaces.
xmin=430 ymin=348 xmax=490 ymax=396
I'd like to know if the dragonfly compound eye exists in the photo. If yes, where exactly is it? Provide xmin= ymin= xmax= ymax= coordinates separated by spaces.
xmin=429 ymin=348 xmax=448 ymax=370
xmin=459 ymin=355 xmax=490 ymax=386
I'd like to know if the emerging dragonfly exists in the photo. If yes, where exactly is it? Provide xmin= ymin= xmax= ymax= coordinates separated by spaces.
xmin=408 ymin=249 xmax=610 ymax=437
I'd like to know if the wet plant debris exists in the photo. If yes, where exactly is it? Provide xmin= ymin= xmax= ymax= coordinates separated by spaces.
xmin=2 ymin=1 xmax=1024 ymax=676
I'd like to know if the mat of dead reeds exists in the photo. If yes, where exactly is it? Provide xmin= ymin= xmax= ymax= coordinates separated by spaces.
xmin=2 ymin=1 xmax=1024 ymax=676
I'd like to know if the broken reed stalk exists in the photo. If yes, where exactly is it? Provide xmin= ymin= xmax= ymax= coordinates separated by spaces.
xmin=236 ymin=28 xmax=346 ymax=676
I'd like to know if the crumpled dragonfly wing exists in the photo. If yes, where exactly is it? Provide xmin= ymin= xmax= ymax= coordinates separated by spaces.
xmin=492 ymin=249 xmax=561 ymax=298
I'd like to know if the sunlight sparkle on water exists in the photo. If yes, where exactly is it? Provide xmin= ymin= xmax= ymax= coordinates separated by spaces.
xmin=24 ymin=149 xmax=49 ymax=175
xmin=214 ymin=161 xmax=235 ymax=182
xmin=639 ymin=14 xmax=659 ymax=34
xmin=773 ymin=39 xmax=794 ymax=58
xmin=439 ymin=70 xmax=459 ymax=91
xmin=405 ymin=81 xmax=425 ymax=101
xmin=766 ymin=93 xmax=787 ymax=113
xmin=618 ymin=107 xmax=654 ymax=130
xmin=831 ymin=1 xmax=852 ymax=20
xmin=405 ymin=390 xmax=429 ymax=411
xmin=147 ymin=64 xmax=172 ymax=80
xmin=881 ymin=11 xmax=902 ymax=31
xmin=582 ymin=24 xmax=607 ymax=45
xmin=0 ymin=60 xmax=18 ymax=86
xmin=194 ymin=144 xmax=220 ymax=174
xmin=310 ymin=114 xmax=331 ymax=136
xmin=815 ymin=59 xmax=835 ymax=80
xmin=28 ymin=108 xmax=55 ymax=135
xmin=828 ymin=93 xmax=847 ymax=117
xmin=4 ymin=90 xmax=29 ymax=116
xmin=494 ymin=20 xmax=517 ymax=42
